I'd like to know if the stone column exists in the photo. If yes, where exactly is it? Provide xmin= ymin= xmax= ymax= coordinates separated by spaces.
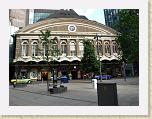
xmin=57 ymin=38 xmax=61 ymax=51
xmin=67 ymin=39 xmax=70 ymax=56
xmin=76 ymin=39 xmax=79 ymax=56
xmin=15 ymin=36 xmax=21 ymax=58
xmin=38 ymin=38 xmax=41 ymax=56
xmin=38 ymin=72 xmax=41 ymax=81
xmin=93 ymin=39 xmax=97 ymax=55
xmin=28 ymin=38 xmax=32 ymax=56
xmin=110 ymin=40 xmax=113 ymax=55
xmin=102 ymin=40 xmax=105 ymax=55
xmin=78 ymin=70 xmax=81 ymax=79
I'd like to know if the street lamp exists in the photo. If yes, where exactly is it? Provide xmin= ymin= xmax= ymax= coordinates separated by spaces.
xmin=95 ymin=33 xmax=119 ymax=82
xmin=95 ymin=33 xmax=102 ymax=82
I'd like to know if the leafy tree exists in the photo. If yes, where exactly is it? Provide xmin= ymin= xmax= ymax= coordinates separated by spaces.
xmin=39 ymin=30 xmax=60 ymax=90
xmin=114 ymin=9 xmax=139 ymax=63
xmin=81 ymin=40 xmax=100 ymax=78
xmin=113 ymin=9 xmax=139 ymax=79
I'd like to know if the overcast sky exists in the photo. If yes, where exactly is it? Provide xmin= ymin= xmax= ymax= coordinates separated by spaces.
xmin=73 ymin=9 xmax=105 ymax=25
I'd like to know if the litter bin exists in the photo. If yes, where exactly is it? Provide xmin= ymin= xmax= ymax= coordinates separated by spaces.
xmin=60 ymin=76 xmax=69 ymax=87
xmin=60 ymin=76 xmax=69 ymax=83
xmin=92 ymin=79 xmax=97 ymax=89
xmin=97 ymin=83 xmax=118 ymax=106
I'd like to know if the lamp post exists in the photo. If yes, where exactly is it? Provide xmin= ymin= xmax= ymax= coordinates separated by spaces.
xmin=95 ymin=33 xmax=102 ymax=82
xmin=95 ymin=34 xmax=119 ymax=82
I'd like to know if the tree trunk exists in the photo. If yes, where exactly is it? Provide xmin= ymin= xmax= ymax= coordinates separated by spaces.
xmin=122 ymin=61 xmax=126 ymax=81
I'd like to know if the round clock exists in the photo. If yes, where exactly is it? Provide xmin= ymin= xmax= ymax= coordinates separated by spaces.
xmin=68 ymin=24 xmax=77 ymax=32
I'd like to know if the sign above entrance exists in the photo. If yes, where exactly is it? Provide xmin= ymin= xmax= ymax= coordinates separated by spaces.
xmin=68 ymin=24 xmax=77 ymax=32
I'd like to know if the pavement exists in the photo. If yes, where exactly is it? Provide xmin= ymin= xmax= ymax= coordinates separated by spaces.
xmin=9 ymin=77 xmax=139 ymax=106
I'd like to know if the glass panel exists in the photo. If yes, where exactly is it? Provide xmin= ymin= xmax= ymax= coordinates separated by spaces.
xmin=21 ymin=42 xmax=28 ymax=56
xmin=32 ymin=42 xmax=38 ymax=56
xmin=61 ymin=42 xmax=67 ymax=55
xmin=70 ymin=42 xmax=76 ymax=56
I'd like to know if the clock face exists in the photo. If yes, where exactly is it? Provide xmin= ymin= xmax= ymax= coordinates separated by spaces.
xmin=68 ymin=25 xmax=77 ymax=32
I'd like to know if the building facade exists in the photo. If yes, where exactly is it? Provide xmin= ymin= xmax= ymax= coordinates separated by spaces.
xmin=104 ymin=9 xmax=120 ymax=28
xmin=13 ymin=18 xmax=121 ymax=80
xmin=9 ymin=9 xmax=29 ymax=27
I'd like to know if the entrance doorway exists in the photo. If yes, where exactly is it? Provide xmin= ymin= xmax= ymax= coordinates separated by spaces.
xmin=71 ymin=71 xmax=77 ymax=79
xmin=41 ymin=72 xmax=48 ymax=81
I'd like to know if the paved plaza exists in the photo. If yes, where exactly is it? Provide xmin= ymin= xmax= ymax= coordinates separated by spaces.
xmin=9 ymin=77 xmax=139 ymax=106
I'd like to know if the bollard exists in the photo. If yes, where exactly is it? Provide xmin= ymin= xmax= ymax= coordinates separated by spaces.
xmin=92 ymin=79 xmax=97 ymax=89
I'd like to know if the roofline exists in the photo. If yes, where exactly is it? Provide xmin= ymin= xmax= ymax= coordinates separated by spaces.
xmin=16 ymin=18 xmax=119 ymax=35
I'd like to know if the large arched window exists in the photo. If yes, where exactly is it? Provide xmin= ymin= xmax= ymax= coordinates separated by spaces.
xmin=61 ymin=41 xmax=67 ymax=56
xmin=97 ymin=41 xmax=103 ymax=56
xmin=112 ymin=42 xmax=118 ymax=53
xmin=52 ymin=41 xmax=58 ymax=56
xmin=70 ymin=41 xmax=76 ymax=56
xmin=105 ymin=42 xmax=111 ymax=54
xmin=79 ymin=41 xmax=84 ymax=57
xmin=21 ymin=41 xmax=28 ymax=56
xmin=32 ymin=42 xmax=38 ymax=56
xmin=42 ymin=42 xmax=47 ymax=56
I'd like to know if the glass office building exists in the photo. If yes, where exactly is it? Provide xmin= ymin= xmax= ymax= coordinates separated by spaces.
xmin=104 ymin=9 xmax=120 ymax=28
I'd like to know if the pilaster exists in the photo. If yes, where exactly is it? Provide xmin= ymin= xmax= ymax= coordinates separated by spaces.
xmin=102 ymin=40 xmax=105 ymax=55
xmin=78 ymin=70 xmax=81 ymax=79
xmin=110 ymin=40 xmax=113 ymax=55
xmin=28 ymin=38 xmax=32 ymax=56
xmin=76 ymin=39 xmax=79 ymax=56
xmin=15 ymin=36 xmax=21 ymax=58
xmin=67 ymin=39 xmax=70 ymax=56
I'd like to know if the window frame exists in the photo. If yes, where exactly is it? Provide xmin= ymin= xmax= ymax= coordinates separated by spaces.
xmin=21 ymin=41 xmax=28 ymax=57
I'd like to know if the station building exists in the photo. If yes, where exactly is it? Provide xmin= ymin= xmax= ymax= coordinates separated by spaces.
xmin=12 ymin=18 xmax=121 ymax=80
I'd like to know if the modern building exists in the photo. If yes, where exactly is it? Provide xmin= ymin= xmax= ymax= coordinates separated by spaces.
xmin=9 ymin=9 xmax=29 ymax=28
xmin=9 ymin=9 xmax=30 ymax=80
xmin=104 ymin=9 xmax=120 ymax=28
xmin=12 ymin=17 xmax=122 ymax=80
xmin=32 ymin=9 xmax=87 ymax=23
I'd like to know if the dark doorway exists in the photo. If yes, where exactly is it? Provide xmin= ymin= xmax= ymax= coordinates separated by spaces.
xmin=71 ymin=71 xmax=77 ymax=79
xmin=41 ymin=72 xmax=48 ymax=81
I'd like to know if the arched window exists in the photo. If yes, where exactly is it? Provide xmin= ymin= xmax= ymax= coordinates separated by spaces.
xmin=79 ymin=41 xmax=84 ymax=57
xmin=21 ymin=41 xmax=28 ymax=56
xmin=52 ymin=41 xmax=58 ymax=50
xmin=112 ymin=42 xmax=118 ymax=53
xmin=97 ymin=41 xmax=103 ymax=55
xmin=105 ymin=42 xmax=111 ymax=54
xmin=52 ymin=41 xmax=58 ymax=56
xmin=61 ymin=42 xmax=67 ymax=56
xmin=42 ymin=42 xmax=47 ymax=56
xmin=70 ymin=42 xmax=76 ymax=56
xmin=32 ymin=42 xmax=38 ymax=56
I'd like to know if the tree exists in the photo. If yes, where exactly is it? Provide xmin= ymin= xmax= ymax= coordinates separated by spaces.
xmin=114 ymin=9 xmax=139 ymax=63
xmin=81 ymin=40 xmax=100 ymax=78
xmin=39 ymin=30 xmax=60 ymax=91
xmin=113 ymin=9 xmax=139 ymax=79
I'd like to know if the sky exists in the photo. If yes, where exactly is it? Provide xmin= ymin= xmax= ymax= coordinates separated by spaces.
xmin=73 ymin=9 xmax=105 ymax=25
